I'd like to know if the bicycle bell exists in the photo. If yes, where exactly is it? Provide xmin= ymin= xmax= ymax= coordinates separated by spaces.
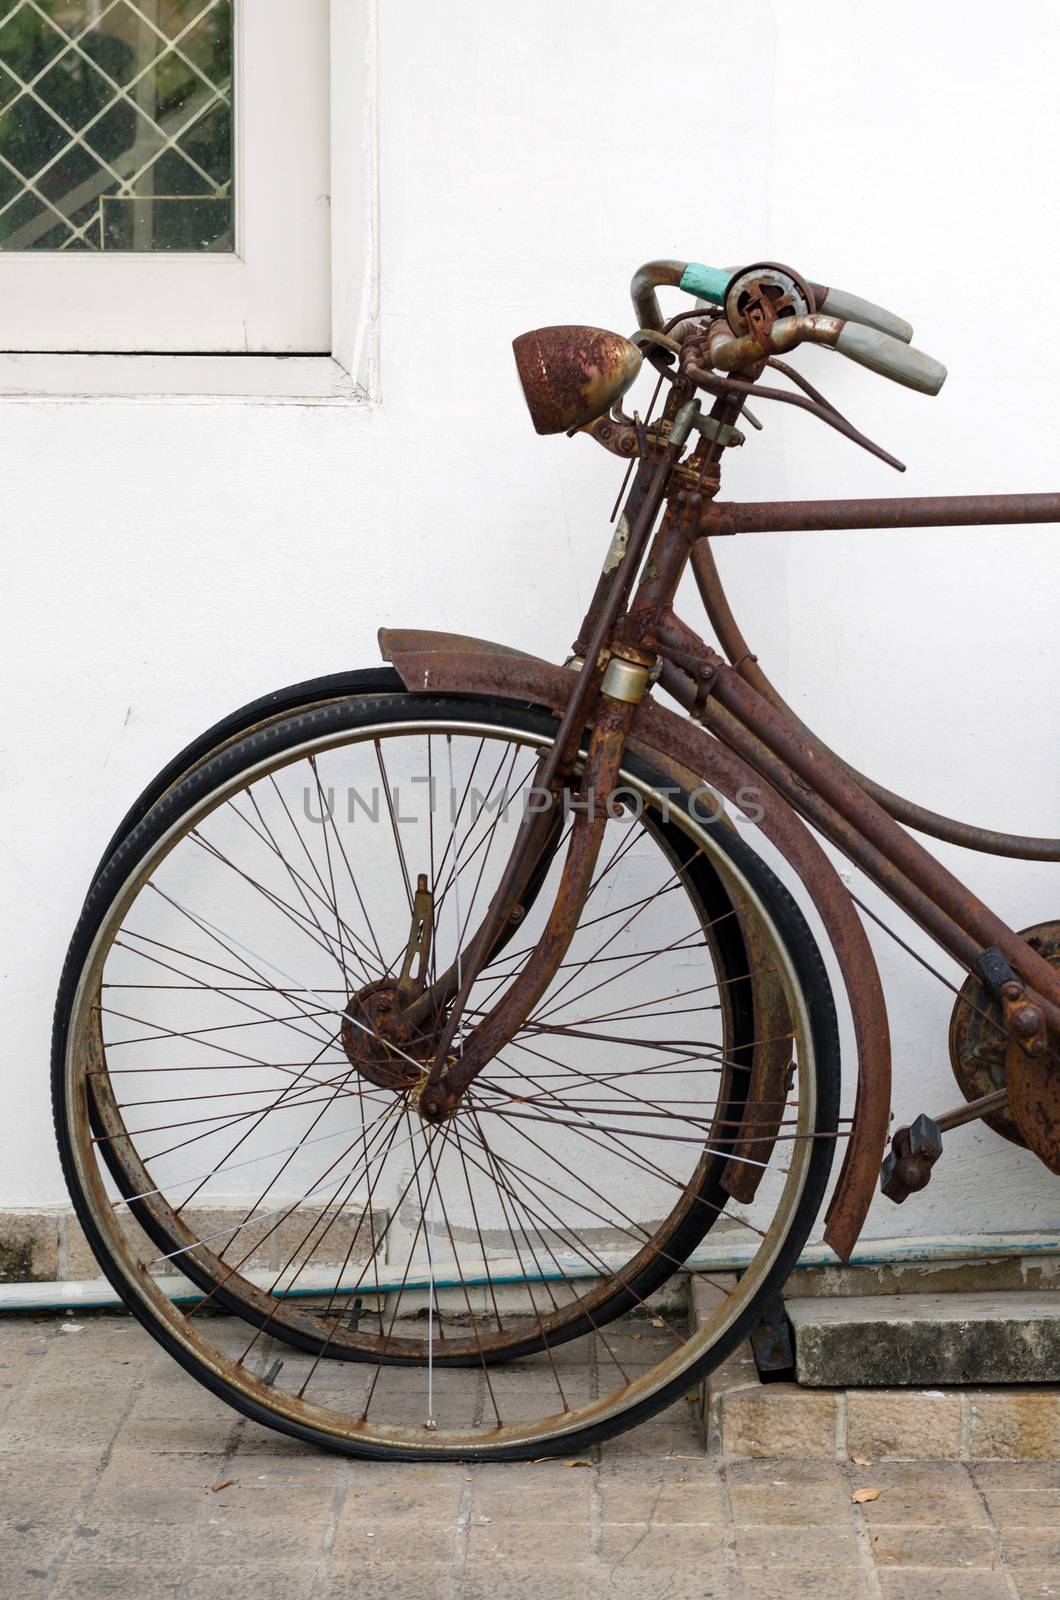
xmin=724 ymin=262 xmax=817 ymax=338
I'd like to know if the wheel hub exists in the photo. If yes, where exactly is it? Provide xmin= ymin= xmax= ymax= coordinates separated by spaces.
xmin=340 ymin=980 xmax=437 ymax=1094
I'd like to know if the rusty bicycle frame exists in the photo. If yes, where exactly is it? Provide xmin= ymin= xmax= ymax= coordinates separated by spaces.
xmin=379 ymin=259 xmax=1060 ymax=1265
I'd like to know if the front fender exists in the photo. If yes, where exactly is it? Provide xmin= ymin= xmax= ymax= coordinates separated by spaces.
xmin=379 ymin=626 xmax=891 ymax=1261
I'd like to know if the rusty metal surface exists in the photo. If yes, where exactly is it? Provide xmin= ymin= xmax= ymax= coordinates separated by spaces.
xmin=421 ymin=693 xmax=638 ymax=1119
xmin=720 ymin=912 xmax=795 ymax=1206
xmin=380 ymin=292 xmax=1060 ymax=1250
xmin=690 ymin=537 xmax=1060 ymax=862
xmin=948 ymin=921 xmax=1060 ymax=1145
xmin=637 ymin=674 xmax=893 ymax=1260
xmin=1007 ymin=1036 xmax=1060 ymax=1174
xmin=631 ymin=259 xmax=686 ymax=332
xmin=704 ymin=657 xmax=1060 ymax=1035
xmin=698 ymin=492 xmax=1060 ymax=536
xmin=681 ymin=359 xmax=907 ymax=470
xmin=384 ymin=640 xmax=893 ymax=1261
xmin=378 ymin=627 xmax=537 ymax=664
xmin=512 ymin=325 xmax=642 ymax=435
xmin=723 ymin=263 xmax=816 ymax=336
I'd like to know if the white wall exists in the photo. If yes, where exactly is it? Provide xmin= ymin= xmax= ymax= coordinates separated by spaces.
xmin=2 ymin=0 xmax=1058 ymax=1245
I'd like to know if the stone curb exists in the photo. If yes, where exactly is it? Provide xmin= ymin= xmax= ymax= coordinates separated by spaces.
xmin=693 ymin=1281 xmax=1060 ymax=1461
xmin=0 ymin=1203 xmax=385 ymax=1283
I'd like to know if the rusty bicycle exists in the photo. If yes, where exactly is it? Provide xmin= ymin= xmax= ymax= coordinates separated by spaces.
xmin=52 ymin=258 xmax=1060 ymax=1459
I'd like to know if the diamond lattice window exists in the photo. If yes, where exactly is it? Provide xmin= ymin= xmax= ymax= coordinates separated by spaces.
xmin=0 ymin=0 xmax=232 ymax=252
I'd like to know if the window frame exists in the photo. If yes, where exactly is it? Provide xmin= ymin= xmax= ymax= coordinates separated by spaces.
xmin=0 ymin=0 xmax=377 ymax=399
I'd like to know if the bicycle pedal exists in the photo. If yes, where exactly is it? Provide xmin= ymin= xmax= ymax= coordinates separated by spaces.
xmin=880 ymin=1113 xmax=943 ymax=1204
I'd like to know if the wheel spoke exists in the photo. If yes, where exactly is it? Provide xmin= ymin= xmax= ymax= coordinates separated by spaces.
xmin=60 ymin=712 xmax=827 ymax=1458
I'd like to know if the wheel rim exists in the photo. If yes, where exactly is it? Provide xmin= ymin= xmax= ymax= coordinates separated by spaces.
xmin=62 ymin=710 xmax=820 ymax=1456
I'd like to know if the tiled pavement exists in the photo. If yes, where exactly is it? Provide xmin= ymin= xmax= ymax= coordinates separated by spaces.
xmin=0 ymin=1314 xmax=1057 ymax=1599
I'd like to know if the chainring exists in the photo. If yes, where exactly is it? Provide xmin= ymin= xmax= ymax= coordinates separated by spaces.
xmin=948 ymin=918 xmax=1060 ymax=1148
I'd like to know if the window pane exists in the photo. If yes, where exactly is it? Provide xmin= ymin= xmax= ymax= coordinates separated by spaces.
xmin=0 ymin=0 xmax=232 ymax=252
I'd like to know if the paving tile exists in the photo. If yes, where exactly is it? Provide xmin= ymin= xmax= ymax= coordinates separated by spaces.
xmin=867 ymin=1523 xmax=998 ymax=1567
xmin=591 ymin=1571 xmax=733 ymax=1600
xmin=319 ymin=1570 xmax=453 ymax=1600
xmin=204 ymin=1477 xmax=336 ymax=1525
xmin=0 ymin=1413 xmax=122 ymax=1453
xmin=183 ymin=1566 xmax=318 ymax=1600
xmin=464 ymin=1566 xmax=591 ymax=1600
xmin=331 ymin=1521 xmax=460 ymax=1566
xmin=847 ymin=1388 xmax=963 ymax=1460
xmin=109 ymin=1415 xmax=235 ymax=1454
xmin=972 ymin=1463 xmax=1060 ymax=1527
xmin=194 ymin=1516 xmax=329 ymax=1564
xmin=726 ymin=1461 xmax=854 ymax=1528
xmin=969 ymin=1391 xmax=1060 ymax=1459
xmin=733 ymin=1524 xmax=859 ymax=1565
xmin=51 ymin=1563 xmax=183 ymax=1599
xmin=998 ymin=1524 xmax=1060 ymax=1565
xmin=465 ymin=1518 xmax=591 ymax=1563
xmin=599 ymin=1405 xmax=705 ymax=1461
xmin=0 ymin=1515 xmax=74 ymax=1567
xmin=470 ymin=1481 xmax=592 ymax=1523
xmin=1011 ymin=1572 xmax=1060 ymax=1599
xmin=725 ymin=1457 xmax=850 ymax=1489
xmin=232 ymin=1418 xmax=320 ymax=1455
xmin=876 ymin=1574 xmax=1013 ymax=1600
xmin=470 ymin=1460 xmax=593 ymax=1490
xmin=338 ymin=1481 xmax=463 ymax=1525
xmin=3 ymin=1313 xmax=1060 ymax=1600
xmin=721 ymin=1385 xmax=838 ymax=1458
xmin=597 ymin=1472 xmax=725 ymax=1524
xmin=852 ymin=1462 xmax=986 ymax=1526
xmin=597 ymin=1521 xmax=727 ymax=1567
xmin=741 ymin=1574 xmax=869 ymax=1600
xmin=974 ymin=1460 xmax=1060 ymax=1490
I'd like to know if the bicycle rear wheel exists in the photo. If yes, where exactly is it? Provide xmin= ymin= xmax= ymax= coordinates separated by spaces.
xmin=54 ymin=688 xmax=839 ymax=1459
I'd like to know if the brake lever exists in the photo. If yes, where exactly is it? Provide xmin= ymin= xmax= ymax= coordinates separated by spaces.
xmin=683 ymin=358 xmax=906 ymax=473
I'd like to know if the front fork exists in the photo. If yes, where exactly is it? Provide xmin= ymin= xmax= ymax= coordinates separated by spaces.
xmin=415 ymin=387 xmax=741 ymax=1121
xmin=418 ymin=686 xmax=644 ymax=1120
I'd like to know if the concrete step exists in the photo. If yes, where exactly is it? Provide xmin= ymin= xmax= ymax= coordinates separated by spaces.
xmin=787 ymin=1290 xmax=1060 ymax=1387
xmin=692 ymin=1281 xmax=1060 ymax=1460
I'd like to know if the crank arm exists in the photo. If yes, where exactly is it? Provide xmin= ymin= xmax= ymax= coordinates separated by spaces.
xmin=935 ymin=1087 xmax=1009 ymax=1133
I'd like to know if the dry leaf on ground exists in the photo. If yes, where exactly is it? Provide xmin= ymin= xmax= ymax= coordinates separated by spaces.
xmin=851 ymin=1487 xmax=881 ymax=1504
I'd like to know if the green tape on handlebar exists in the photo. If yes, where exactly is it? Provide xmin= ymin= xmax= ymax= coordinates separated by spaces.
xmin=679 ymin=262 xmax=732 ymax=305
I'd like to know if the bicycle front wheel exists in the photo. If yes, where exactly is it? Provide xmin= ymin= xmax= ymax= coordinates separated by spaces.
xmin=54 ymin=688 xmax=839 ymax=1460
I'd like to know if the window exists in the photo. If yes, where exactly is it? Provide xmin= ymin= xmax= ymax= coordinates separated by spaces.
xmin=0 ymin=0 xmax=236 ymax=254
xmin=0 ymin=0 xmax=338 ymax=356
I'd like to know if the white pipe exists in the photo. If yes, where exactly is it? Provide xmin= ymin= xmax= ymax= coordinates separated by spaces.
xmin=1 ymin=1232 xmax=1057 ymax=1314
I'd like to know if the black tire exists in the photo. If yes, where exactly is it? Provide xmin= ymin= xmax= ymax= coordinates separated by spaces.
xmin=91 ymin=668 xmax=403 ymax=880
xmin=55 ymin=687 xmax=840 ymax=1460
xmin=81 ymin=688 xmax=761 ymax=1364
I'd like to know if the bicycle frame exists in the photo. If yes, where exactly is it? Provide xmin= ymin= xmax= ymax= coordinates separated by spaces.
xmin=380 ymin=357 xmax=1060 ymax=1263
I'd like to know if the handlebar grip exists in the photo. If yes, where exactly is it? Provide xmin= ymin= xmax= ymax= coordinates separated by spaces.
xmin=815 ymin=286 xmax=913 ymax=344
xmin=835 ymin=322 xmax=947 ymax=395
xmin=677 ymin=261 xmax=731 ymax=305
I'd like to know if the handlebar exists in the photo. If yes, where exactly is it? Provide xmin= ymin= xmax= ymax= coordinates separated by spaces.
xmin=707 ymin=312 xmax=947 ymax=397
xmin=631 ymin=258 xmax=943 ymax=392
